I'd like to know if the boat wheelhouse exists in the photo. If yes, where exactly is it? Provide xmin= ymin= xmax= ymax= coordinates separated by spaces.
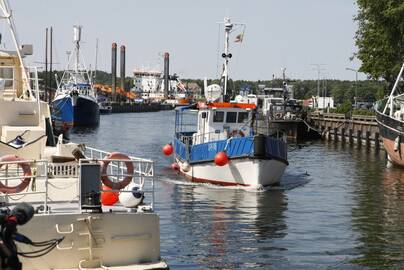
xmin=375 ymin=63 xmax=404 ymax=167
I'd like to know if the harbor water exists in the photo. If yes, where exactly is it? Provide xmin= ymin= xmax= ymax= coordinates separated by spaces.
xmin=71 ymin=111 xmax=404 ymax=270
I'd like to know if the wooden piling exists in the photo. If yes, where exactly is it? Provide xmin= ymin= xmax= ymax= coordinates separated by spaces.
xmin=334 ymin=127 xmax=338 ymax=141
xmin=365 ymin=131 xmax=371 ymax=147
xmin=375 ymin=132 xmax=380 ymax=149
xmin=327 ymin=127 xmax=332 ymax=140
xmin=357 ymin=130 xmax=362 ymax=146
xmin=349 ymin=129 xmax=353 ymax=144
xmin=341 ymin=128 xmax=346 ymax=142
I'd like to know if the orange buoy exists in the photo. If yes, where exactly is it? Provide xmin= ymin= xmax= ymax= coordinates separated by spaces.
xmin=171 ymin=163 xmax=180 ymax=170
xmin=101 ymin=185 xmax=119 ymax=206
xmin=162 ymin=143 xmax=173 ymax=156
xmin=214 ymin=151 xmax=229 ymax=166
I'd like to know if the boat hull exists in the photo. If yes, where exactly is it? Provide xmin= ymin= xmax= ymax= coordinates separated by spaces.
xmin=176 ymin=157 xmax=287 ymax=188
xmin=51 ymin=95 xmax=100 ymax=128
xmin=18 ymin=212 xmax=167 ymax=270
xmin=73 ymin=95 xmax=100 ymax=126
xmin=376 ymin=110 xmax=404 ymax=167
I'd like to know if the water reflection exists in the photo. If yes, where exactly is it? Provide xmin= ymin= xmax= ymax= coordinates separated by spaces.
xmin=164 ymin=184 xmax=288 ymax=269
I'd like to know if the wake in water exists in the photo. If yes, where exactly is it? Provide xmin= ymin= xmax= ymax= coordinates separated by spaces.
xmin=158 ymin=170 xmax=311 ymax=192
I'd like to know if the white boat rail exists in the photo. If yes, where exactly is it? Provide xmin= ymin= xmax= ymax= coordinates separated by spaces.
xmin=0 ymin=147 xmax=155 ymax=213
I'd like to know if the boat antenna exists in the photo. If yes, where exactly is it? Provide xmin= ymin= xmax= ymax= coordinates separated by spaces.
xmin=94 ymin=38 xmax=98 ymax=84
xmin=219 ymin=17 xmax=245 ymax=101
xmin=0 ymin=0 xmax=33 ymax=99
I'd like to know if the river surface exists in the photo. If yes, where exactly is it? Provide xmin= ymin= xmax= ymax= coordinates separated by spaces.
xmin=71 ymin=111 xmax=404 ymax=270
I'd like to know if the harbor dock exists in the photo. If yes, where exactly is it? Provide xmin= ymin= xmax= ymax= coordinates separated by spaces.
xmin=307 ymin=112 xmax=382 ymax=148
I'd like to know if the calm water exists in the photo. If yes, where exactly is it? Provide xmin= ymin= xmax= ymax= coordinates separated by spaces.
xmin=71 ymin=111 xmax=404 ymax=270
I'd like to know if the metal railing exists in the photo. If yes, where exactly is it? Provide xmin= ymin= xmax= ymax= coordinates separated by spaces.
xmin=0 ymin=146 xmax=155 ymax=213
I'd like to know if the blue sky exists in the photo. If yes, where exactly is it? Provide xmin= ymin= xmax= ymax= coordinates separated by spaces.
xmin=8 ymin=0 xmax=366 ymax=80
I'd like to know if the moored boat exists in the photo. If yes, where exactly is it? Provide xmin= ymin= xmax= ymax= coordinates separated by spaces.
xmin=375 ymin=63 xmax=404 ymax=167
xmin=51 ymin=25 xmax=100 ymax=133
xmin=164 ymin=17 xmax=288 ymax=189
xmin=0 ymin=3 xmax=167 ymax=269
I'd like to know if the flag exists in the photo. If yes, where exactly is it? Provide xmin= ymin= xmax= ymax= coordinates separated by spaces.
xmin=234 ymin=33 xmax=244 ymax=43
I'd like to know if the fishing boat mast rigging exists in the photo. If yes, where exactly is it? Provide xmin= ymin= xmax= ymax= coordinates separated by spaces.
xmin=220 ymin=17 xmax=245 ymax=101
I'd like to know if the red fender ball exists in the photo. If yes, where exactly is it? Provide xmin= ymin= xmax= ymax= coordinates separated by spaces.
xmin=162 ymin=143 xmax=174 ymax=156
xmin=215 ymin=151 xmax=229 ymax=166
xmin=171 ymin=163 xmax=180 ymax=170
xmin=101 ymin=185 xmax=119 ymax=206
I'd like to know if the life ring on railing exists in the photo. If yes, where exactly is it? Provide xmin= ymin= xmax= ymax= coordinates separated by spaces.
xmin=0 ymin=155 xmax=31 ymax=194
xmin=100 ymin=152 xmax=134 ymax=190
xmin=228 ymin=129 xmax=245 ymax=138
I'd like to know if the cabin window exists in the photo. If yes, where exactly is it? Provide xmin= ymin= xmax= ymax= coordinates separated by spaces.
xmin=213 ymin=111 xmax=224 ymax=122
xmin=0 ymin=67 xmax=14 ymax=89
xmin=237 ymin=112 xmax=249 ymax=123
xmin=226 ymin=112 xmax=237 ymax=123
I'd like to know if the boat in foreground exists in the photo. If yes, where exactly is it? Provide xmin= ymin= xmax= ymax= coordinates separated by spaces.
xmin=164 ymin=17 xmax=288 ymax=189
xmin=0 ymin=3 xmax=167 ymax=269
xmin=375 ymin=63 xmax=404 ymax=167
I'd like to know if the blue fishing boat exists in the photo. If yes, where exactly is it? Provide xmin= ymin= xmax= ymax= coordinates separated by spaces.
xmin=51 ymin=25 xmax=99 ymax=134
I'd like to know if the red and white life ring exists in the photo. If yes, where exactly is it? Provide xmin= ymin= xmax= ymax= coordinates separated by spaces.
xmin=0 ymin=155 xmax=31 ymax=194
xmin=100 ymin=152 xmax=134 ymax=190
xmin=228 ymin=129 xmax=245 ymax=138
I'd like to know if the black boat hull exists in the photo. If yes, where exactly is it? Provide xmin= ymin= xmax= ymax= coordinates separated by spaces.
xmin=375 ymin=110 xmax=404 ymax=166
xmin=74 ymin=96 xmax=100 ymax=126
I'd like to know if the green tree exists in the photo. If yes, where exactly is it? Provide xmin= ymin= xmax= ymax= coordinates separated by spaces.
xmin=354 ymin=0 xmax=404 ymax=86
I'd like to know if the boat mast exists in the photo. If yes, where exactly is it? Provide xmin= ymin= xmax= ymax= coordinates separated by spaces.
xmin=222 ymin=17 xmax=233 ymax=99
xmin=383 ymin=63 xmax=404 ymax=116
xmin=73 ymin=25 xmax=82 ymax=74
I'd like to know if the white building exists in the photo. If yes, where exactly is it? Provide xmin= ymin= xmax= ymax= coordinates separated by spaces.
xmin=132 ymin=68 xmax=184 ymax=101
xmin=310 ymin=96 xmax=335 ymax=109
xmin=132 ymin=69 xmax=164 ymax=100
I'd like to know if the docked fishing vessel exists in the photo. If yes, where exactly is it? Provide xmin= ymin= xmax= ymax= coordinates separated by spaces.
xmin=164 ymin=18 xmax=288 ymax=188
xmin=375 ymin=63 xmax=404 ymax=167
xmin=51 ymin=25 xmax=100 ymax=132
xmin=0 ymin=2 xmax=167 ymax=269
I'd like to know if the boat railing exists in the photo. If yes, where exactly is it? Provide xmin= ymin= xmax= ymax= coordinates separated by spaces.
xmin=0 ymin=148 xmax=155 ymax=213
xmin=178 ymin=131 xmax=225 ymax=146
xmin=84 ymin=147 xmax=155 ymax=209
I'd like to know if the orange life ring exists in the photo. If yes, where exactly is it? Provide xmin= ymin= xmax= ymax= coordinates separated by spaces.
xmin=0 ymin=155 xmax=31 ymax=194
xmin=100 ymin=152 xmax=134 ymax=190
xmin=229 ymin=129 xmax=245 ymax=138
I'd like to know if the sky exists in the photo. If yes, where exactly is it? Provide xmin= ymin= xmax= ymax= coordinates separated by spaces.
xmin=6 ymin=0 xmax=367 ymax=81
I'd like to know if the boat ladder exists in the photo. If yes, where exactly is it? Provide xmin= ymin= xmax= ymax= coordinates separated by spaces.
xmin=77 ymin=216 xmax=105 ymax=269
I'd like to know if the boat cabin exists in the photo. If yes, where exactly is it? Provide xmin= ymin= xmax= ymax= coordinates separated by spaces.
xmin=175 ymin=102 xmax=255 ymax=146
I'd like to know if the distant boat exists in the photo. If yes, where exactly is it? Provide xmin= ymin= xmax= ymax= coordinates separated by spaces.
xmin=51 ymin=25 xmax=99 ymax=133
xmin=375 ymin=63 xmax=404 ymax=167
xmin=99 ymin=102 xmax=112 ymax=114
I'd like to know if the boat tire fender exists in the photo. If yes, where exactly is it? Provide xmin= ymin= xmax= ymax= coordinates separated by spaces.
xmin=253 ymin=134 xmax=266 ymax=158
xmin=0 ymin=155 xmax=31 ymax=194
xmin=100 ymin=152 xmax=134 ymax=190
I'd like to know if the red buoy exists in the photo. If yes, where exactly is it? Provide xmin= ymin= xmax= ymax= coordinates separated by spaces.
xmin=101 ymin=185 xmax=119 ymax=206
xmin=162 ymin=143 xmax=173 ymax=156
xmin=171 ymin=163 xmax=180 ymax=170
xmin=215 ymin=151 xmax=229 ymax=166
